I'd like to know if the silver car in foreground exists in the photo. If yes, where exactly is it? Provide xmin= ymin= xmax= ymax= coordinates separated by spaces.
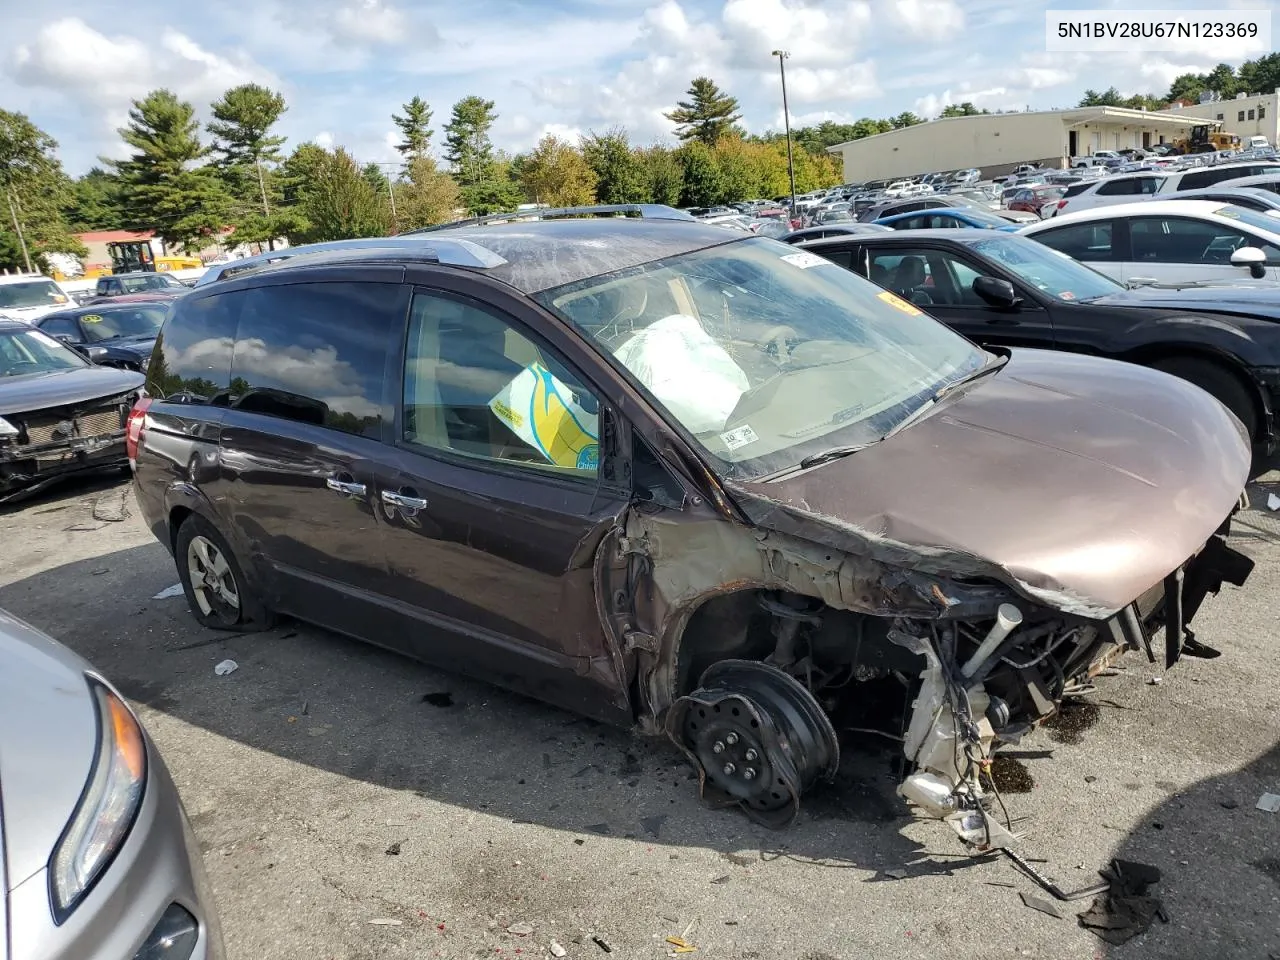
xmin=0 ymin=608 xmax=223 ymax=960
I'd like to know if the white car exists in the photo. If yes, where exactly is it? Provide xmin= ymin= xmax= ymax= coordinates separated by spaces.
xmin=1047 ymin=172 xmax=1169 ymax=218
xmin=884 ymin=180 xmax=914 ymax=198
xmin=1018 ymin=199 xmax=1280 ymax=285
xmin=0 ymin=274 xmax=75 ymax=323
xmin=1155 ymin=160 xmax=1280 ymax=194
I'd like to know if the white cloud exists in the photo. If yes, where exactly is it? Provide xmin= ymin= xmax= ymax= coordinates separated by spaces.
xmin=889 ymin=0 xmax=965 ymax=39
xmin=314 ymin=132 xmax=335 ymax=149
xmin=329 ymin=0 xmax=409 ymax=45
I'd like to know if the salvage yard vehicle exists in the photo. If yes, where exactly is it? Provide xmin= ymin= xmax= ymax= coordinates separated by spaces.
xmin=35 ymin=302 xmax=169 ymax=373
xmin=0 ymin=606 xmax=224 ymax=958
xmin=0 ymin=274 xmax=75 ymax=324
xmin=1019 ymin=201 xmax=1280 ymax=286
xmin=129 ymin=205 xmax=1254 ymax=842
xmin=799 ymin=228 xmax=1280 ymax=448
xmin=0 ymin=320 xmax=143 ymax=503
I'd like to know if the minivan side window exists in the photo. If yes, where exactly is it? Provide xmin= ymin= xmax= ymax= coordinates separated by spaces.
xmin=402 ymin=291 xmax=600 ymax=479
xmin=228 ymin=281 xmax=399 ymax=439
xmin=147 ymin=291 xmax=239 ymax=403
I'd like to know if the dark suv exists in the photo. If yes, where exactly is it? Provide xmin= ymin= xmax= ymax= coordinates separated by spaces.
xmin=129 ymin=205 xmax=1253 ymax=837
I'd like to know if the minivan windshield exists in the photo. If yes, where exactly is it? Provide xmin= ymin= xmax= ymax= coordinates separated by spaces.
xmin=536 ymin=237 xmax=987 ymax=480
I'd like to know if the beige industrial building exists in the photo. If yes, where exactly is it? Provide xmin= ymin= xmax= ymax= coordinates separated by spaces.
xmin=826 ymin=106 xmax=1209 ymax=182
xmin=1160 ymin=90 xmax=1279 ymax=147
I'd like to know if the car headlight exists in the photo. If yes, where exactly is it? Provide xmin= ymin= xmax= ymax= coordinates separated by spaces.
xmin=0 ymin=416 xmax=17 ymax=439
xmin=49 ymin=679 xmax=147 ymax=922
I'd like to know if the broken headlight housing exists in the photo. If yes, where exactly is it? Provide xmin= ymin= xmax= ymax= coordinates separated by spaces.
xmin=48 ymin=679 xmax=148 ymax=922
xmin=0 ymin=416 xmax=17 ymax=440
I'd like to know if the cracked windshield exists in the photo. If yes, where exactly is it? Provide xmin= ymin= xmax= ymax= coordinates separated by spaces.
xmin=2 ymin=2 xmax=1279 ymax=959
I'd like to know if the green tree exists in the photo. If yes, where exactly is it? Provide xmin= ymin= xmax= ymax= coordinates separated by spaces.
xmin=1204 ymin=63 xmax=1238 ymax=98
xmin=110 ymin=89 xmax=232 ymax=250
xmin=392 ymin=96 xmax=434 ymax=166
xmin=298 ymin=147 xmax=390 ymax=241
xmin=939 ymin=102 xmax=988 ymax=118
xmin=1239 ymin=53 xmax=1280 ymax=96
xmin=1167 ymin=72 xmax=1206 ymax=103
xmin=636 ymin=145 xmax=683 ymax=206
xmin=64 ymin=167 xmax=126 ymax=231
xmin=889 ymin=111 xmax=924 ymax=129
xmin=206 ymin=83 xmax=288 ymax=223
xmin=0 ymin=109 xmax=85 ymax=272
xmin=678 ymin=141 xmax=723 ymax=206
xmin=395 ymin=157 xmax=461 ymax=230
xmin=444 ymin=95 xmax=498 ymax=186
xmin=665 ymin=77 xmax=742 ymax=146
xmin=1078 ymin=87 xmax=1124 ymax=107
xmin=1121 ymin=93 xmax=1167 ymax=111
xmin=520 ymin=135 xmax=597 ymax=206
xmin=581 ymin=128 xmax=645 ymax=204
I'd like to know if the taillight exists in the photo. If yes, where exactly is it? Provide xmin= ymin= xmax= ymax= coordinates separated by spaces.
xmin=126 ymin=395 xmax=152 ymax=465
xmin=1056 ymin=199 xmax=1068 ymax=209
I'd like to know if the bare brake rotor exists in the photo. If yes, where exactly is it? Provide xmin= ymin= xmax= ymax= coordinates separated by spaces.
xmin=666 ymin=659 xmax=840 ymax=828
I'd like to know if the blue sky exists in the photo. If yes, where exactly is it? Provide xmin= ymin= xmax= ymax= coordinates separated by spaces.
xmin=1 ymin=0 xmax=1273 ymax=175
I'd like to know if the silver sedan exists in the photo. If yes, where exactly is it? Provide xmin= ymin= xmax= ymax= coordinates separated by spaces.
xmin=0 ymin=607 xmax=223 ymax=960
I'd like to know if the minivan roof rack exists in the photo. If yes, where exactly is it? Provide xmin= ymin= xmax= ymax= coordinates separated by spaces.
xmin=196 ymin=235 xmax=506 ymax=285
xmin=404 ymin=203 xmax=696 ymax=234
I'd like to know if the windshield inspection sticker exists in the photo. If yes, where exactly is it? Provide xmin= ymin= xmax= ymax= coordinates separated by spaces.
xmin=877 ymin=290 xmax=923 ymax=316
xmin=780 ymin=251 xmax=830 ymax=269
xmin=720 ymin=424 xmax=759 ymax=451
xmin=81 ymin=315 xmax=102 ymax=322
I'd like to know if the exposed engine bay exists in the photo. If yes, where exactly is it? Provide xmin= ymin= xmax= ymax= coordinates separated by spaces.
xmin=627 ymin=511 xmax=1255 ymax=847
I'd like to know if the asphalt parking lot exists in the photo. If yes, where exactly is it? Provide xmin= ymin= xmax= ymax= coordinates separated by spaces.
xmin=2 ymin=472 xmax=1278 ymax=960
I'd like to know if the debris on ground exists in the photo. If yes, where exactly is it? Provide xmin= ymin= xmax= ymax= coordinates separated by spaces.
xmin=1020 ymin=892 xmax=1063 ymax=919
xmin=1147 ymin=677 xmax=1162 ymax=685
xmin=421 ymin=692 xmax=454 ymax=707
xmin=506 ymin=921 xmax=534 ymax=936
xmin=665 ymin=935 xmax=697 ymax=953
xmin=92 ymin=488 xmax=131 ymax=522
xmin=549 ymin=941 xmax=567 ymax=958
xmin=640 ymin=814 xmax=668 ymax=839
xmin=1257 ymin=793 xmax=1280 ymax=813
xmin=214 ymin=659 xmax=238 ymax=676
xmin=1077 ymin=859 xmax=1167 ymax=946
xmin=1267 ymin=492 xmax=1280 ymax=511
xmin=710 ymin=875 xmax=730 ymax=884
xmin=592 ymin=935 xmax=612 ymax=952
xmin=1220 ymin=799 xmax=1240 ymax=810
xmin=385 ymin=842 xmax=401 ymax=856
xmin=153 ymin=583 xmax=185 ymax=599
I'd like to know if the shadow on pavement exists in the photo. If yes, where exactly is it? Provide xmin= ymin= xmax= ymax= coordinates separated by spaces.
xmin=0 ymin=543 xmax=944 ymax=870
xmin=1101 ymin=742 xmax=1280 ymax=959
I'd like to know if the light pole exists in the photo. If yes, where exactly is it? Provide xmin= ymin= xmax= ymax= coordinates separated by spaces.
xmin=772 ymin=49 xmax=798 ymax=222
xmin=369 ymin=161 xmax=401 ymax=232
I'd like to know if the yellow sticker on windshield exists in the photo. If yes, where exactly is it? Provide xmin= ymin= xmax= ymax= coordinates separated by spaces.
xmin=877 ymin=290 xmax=923 ymax=316
xmin=82 ymin=314 xmax=103 ymax=322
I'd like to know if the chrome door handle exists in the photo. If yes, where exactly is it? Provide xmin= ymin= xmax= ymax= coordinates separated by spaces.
xmin=326 ymin=477 xmax=366 ymax=496
xmin=381 ymin=489 xmax=429 ymax=510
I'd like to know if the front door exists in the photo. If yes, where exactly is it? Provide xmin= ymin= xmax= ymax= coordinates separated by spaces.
xmin=217 ymin=277 xmax=406 ymax=639
xmin=865 ymin=245 xmax=1056 ymax=350
xmin=1124 ymin=215 xmax=1280 ymax=285
xmin=370 ymin=288 xmax=632 ymax=722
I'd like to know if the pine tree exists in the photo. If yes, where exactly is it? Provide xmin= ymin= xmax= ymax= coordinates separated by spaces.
xmin=299 ymin=147 xmax=389 ymax=241
xmin=444 ymin=95 xmax=498 ymax=186
xmin=109 ymin=89 xmax=233 ymax=250
xmin=665 ymin=77 xmax=742 ymax=147
xmin=393 ymin=96 xmax=434 ymax=165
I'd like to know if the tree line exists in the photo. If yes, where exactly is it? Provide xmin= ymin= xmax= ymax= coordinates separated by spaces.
xmin=0 ymin=76 xmax=848 ymax=272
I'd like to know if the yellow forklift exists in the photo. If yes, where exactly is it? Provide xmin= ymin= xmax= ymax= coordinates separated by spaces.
xmin=1172 ymin=124 xmax=1242 ymax=155
xmin=106 ymin=240 xmax=202 ymax=274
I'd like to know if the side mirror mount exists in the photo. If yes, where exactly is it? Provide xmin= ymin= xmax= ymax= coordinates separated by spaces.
xmin=972 ymin=275 xmax=1022 ymax=308
xmin=1230 ymin=245 xmax=1267 ymax=279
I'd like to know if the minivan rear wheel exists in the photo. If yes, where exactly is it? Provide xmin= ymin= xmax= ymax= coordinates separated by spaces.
xmin=1151 ymin=356 xmax=1258 ymax=443
xmin=175 ymin=515 xmax=274 ymax=632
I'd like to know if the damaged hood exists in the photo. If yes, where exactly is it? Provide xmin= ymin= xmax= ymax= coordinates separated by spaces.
xmin=726 ymin=349 xmax=1250 ymax=617
xmin=0 ymin=366 xmax=143 ymax=416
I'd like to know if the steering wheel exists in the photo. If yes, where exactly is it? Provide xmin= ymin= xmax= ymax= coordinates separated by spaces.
xmin=759 ymin=324 xmax=799 ymax=363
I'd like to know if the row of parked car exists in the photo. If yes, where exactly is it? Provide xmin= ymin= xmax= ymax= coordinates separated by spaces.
xmin=2 ymin=198 xmax=1271 ymax=955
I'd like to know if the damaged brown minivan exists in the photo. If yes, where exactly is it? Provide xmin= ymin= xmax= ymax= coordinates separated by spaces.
xmin=131 ymin=209 xmax=1255 ymax=844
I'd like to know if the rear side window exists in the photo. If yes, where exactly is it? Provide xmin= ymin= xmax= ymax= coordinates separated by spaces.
xmin=229 ymin=281 xmax=400 ymax=439
xmin=1096 ymin=177 xmax=1140 ymax=196
xmin=1178 ymin=166 xmax=1280 ymax=190
xmin=1032 ymin=222 xmax=1115 ymax=260
xmin=1063 ymin=183 xmax=1092 ymax=198
xmin=147 ymin=292 xmax=239 ymax=403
